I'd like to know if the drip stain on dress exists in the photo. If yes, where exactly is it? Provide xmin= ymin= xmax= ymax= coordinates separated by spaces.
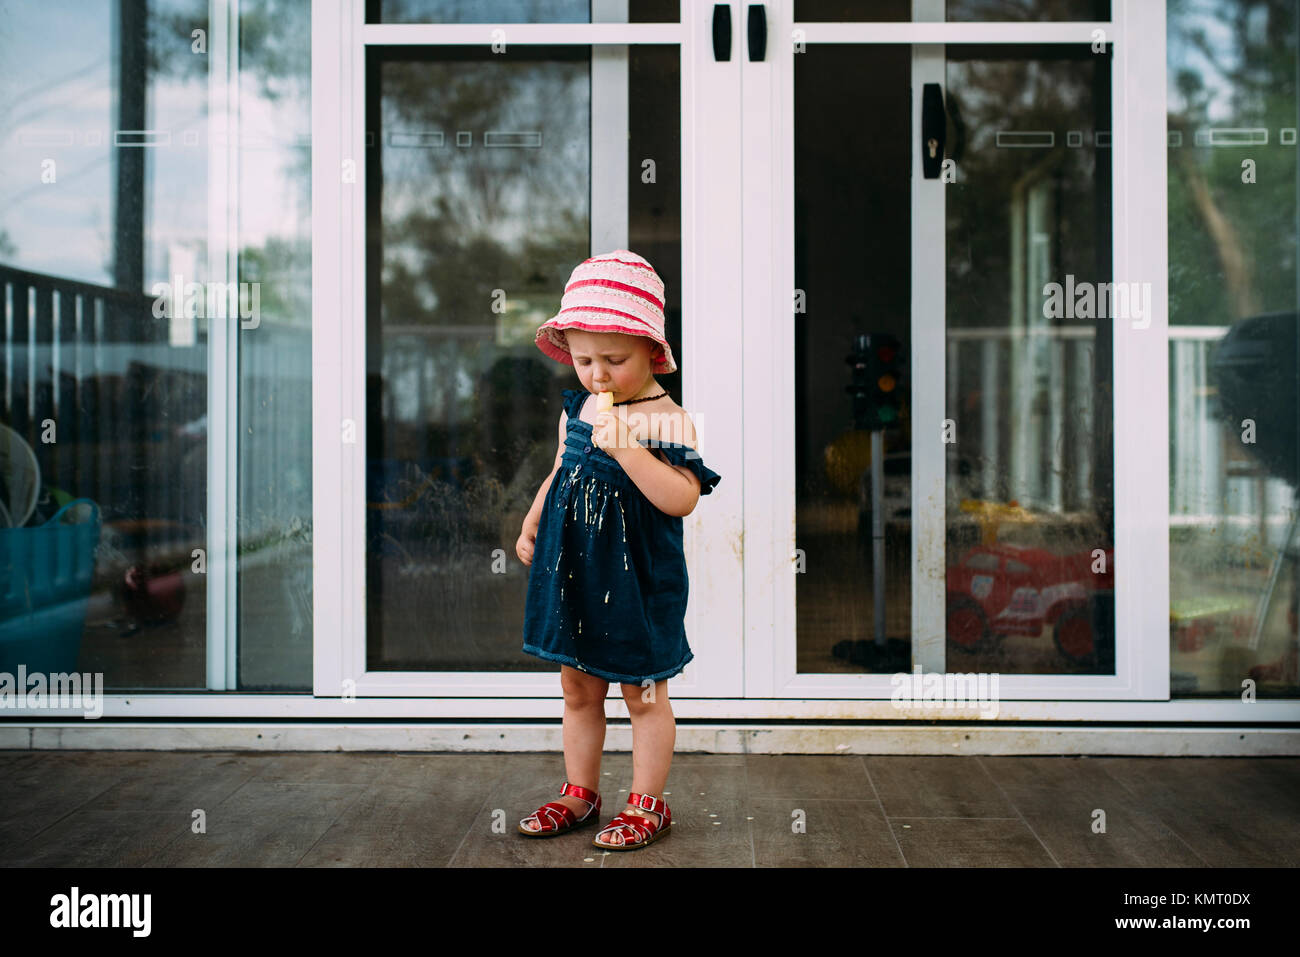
xmin=522 ymin=389 xmax=721 ymax=684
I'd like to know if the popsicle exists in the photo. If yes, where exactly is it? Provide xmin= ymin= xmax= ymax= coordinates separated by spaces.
xmin=597 ymin=391 xmax=614 ymax=413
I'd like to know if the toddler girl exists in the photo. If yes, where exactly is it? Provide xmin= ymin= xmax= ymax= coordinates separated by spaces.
xmin=515 ymin=249 xmax=722 ymax=850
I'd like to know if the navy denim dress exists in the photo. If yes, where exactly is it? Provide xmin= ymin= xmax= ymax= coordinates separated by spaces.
xmin=521 ymin=388 xmax=722 ymax=684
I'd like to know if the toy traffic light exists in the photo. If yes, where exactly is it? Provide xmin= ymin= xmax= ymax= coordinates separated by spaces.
xmin=846 ymin=332 xmax=904 ymax=430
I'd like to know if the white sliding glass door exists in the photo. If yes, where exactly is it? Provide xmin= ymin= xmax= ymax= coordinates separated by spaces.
xmin=312 ymin=1 xmax=743 ymax=697
xmin=744 ymin=0 xmax=1170 ymax=700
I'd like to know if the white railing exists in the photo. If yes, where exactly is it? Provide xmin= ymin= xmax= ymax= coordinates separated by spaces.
xmin=944 ymin=324 xmax=1294 ymax=548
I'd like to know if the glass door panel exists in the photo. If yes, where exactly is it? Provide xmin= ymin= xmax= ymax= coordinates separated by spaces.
xmin=315 ymin=0 xmax=742 ymax=698
xmin=1166 ymin=0 xmax=1300 ymax=697
xmin=367 ymin=0 xmax=680 ymax=24
xmin=793 ymin=43 xmax=913 ymax=675
xmin=789 ymin=40 xmax=1114 ymax=679
xmin=943 ymin=44 xmax=1115 ymax=676
xmin=946 ymin=0 xmax=1110 ymax=20
xmin=763 ymin=4 xmax=1164 ymax=697
xmin=365 ymin=42 xmax=681 ymax=673
xmin=790 ymin=0 xmax=1109 ymax=22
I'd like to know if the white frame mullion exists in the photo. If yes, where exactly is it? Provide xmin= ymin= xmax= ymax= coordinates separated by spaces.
xmin=744 ymin=2 xmax=783 ymax=698
xmin=206 ymin=0 xmax=239 ymax=690
xmin=762 ymin=3 xmax=1169 ymax=699
xmin=911 ymin=0 xmax=945 ymax=679
xmin=1112 ymin=0 xmax=1170 ymax=699
xmin=685 ymin=0 xmax=745 ymax=697
xmin=360 ymin=23 xmax=682 ymax=44
xmin=313 ymin=1 xmax=740 ymax=697
xmin=591 ymin=2 xmax=630 ymax=251
xmin=311 ymin=0 xmax=355 ymax=697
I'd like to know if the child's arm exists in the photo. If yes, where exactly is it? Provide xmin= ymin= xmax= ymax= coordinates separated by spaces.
xmin=521 ymin=409 xmax=567 ymax=534
xmin=607 ymin=415 xmax=703 ymax=518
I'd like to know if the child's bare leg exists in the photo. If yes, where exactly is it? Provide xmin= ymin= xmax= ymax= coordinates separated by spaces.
xmin=595 ymin=679 xmax=674 ymax=846
xmin=521 ymin=664 xmax=608 ymax=830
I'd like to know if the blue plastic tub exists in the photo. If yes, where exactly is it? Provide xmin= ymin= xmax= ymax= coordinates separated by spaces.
xmin=0 ymin=498 xmax=101 ymax=674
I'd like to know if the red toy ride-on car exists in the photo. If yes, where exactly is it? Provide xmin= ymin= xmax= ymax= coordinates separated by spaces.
xmin=946 ymin=543 xmax=1114 ymax=663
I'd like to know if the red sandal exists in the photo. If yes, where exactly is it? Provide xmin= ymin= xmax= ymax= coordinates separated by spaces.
xmin=518 ymin=782 xmax=601 ymax=837
xmin=592 ymin=792 xmax=672 ymax=851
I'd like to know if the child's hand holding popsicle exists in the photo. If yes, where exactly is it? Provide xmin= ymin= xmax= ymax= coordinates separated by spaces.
xmin=591 ymin=390 xmax=634 ymax=456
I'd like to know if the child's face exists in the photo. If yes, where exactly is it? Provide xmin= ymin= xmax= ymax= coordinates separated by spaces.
xmin=565 ymin=329 xmax=661 ymax=398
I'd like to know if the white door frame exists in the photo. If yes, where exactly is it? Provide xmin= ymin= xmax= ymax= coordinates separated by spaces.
xmin=311 ymin=1 xmax=744 ymax=697
xmin=746 ymin=0 xmax=1170 ymax=699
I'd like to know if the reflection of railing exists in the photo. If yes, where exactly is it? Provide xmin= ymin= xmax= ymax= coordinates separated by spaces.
xmin=946 ymin=325 xmax=1098 ymax=513
xmin=0 ymin=263 xmax=201 ymax=533
xmin=945 ymin=323 xmax=1293 ymax=546
xmin=0 ymin=264 xmax=312 ymax=543
xmin=1168 ymin=325 xmax=1293 ymax=547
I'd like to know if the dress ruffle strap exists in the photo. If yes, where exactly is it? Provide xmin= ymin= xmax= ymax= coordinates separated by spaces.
xmin=640 ymin=440 xmax=722 ymax=495
xmin=561 ymin=388 xmax=722 ymax=495
xmin=561 ymin=388 xmax=587 ymax=418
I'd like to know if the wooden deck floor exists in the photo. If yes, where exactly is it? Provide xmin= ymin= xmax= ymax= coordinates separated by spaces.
xmin=1 ymin=750 xmax=1297 ymax=867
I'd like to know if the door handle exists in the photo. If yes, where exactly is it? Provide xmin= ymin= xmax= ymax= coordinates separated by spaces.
xmin=748 ymin=4 xmax=766 ymax=61
xmin=713 ymin=4 xmax=731 ymax=61
xmin=921 ymin=83 xmax=946 ymax=179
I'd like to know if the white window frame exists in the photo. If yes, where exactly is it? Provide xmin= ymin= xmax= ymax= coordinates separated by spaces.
xmin=747 ymin=0 xmax=1170 ymax=699
xmin=12 ymin=0 xmax=1299 ymax=727
xmin=206 ymin=0 xmax=240 ymax=690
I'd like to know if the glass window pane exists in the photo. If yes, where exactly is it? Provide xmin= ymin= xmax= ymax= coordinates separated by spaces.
xmin=794 ymin=1 xmax=910 ymax=20
xmin=366 ymin=44 xmax=681 ymax=671
xmin=794 ymin=43 xmax=913 ymax=674
xmin=946 ymin=0 xmax=1110 ymax=20
xmin=0 ymin=0 xmax=313 ymax=691
xmin=793 ymin=1 xmax=1108 ymax=22
xmin=1167 ymin=0 xmax=1299 ymax=697
xmin=235 ymin=0 xmax=314 ymax=690
xmin=944 ymin=45 xmax=1115 ymax=675
xmin=369 ymin=0 xmax=679 ymax=24
xmin=0 ymin=0 xmax=213 ymax=690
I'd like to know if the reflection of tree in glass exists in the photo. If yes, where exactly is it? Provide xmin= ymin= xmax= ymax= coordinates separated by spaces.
xmin=373 ymin=48 xmax=591 ymax=586
xmin=148 ymin=0 xmax=307 ymax=103
xmin=378 ymin=52 xmax=588 ymax=327
xmin=1168 ymin=0 xmax=1297 ymax=324
xmin=948 ymin=0 xmax=1111 ymax=19
xmin=151 ymin=0 xmax=314 ymax=327
xmin=945 ymin=52 xmax=1105 ymax=331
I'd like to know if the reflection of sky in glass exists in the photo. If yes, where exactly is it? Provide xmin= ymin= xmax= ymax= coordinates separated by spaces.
xmin=0 ymin=0 xmax=309 ymax=294
xmin=144 ymin=0 xmax=208 ymax=296
xmin=378 ymin=0 xmax=590 ymax=23
xmin=0 ymin=1 xmax=115 ymax=284
xmin=380 ymin=55 xmax=589 ymax=316
xmin=1167 ymin=1 xmax=1275 ymax=124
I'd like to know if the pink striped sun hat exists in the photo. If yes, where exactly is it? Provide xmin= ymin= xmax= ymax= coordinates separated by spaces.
xmin=535 ymin=249 xmax=677 ymax=374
